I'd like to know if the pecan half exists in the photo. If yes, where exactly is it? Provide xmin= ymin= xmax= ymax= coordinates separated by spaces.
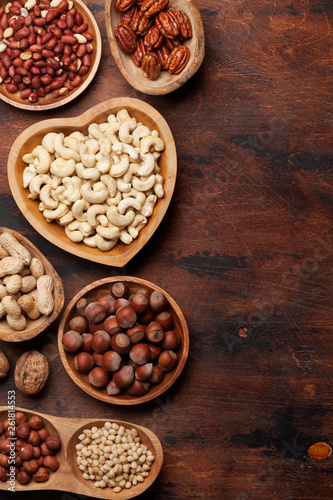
xmin=155 ymin=10 xmax=179 ymax=39
xmin=156 ymin=44 xmax=170 ymax=69
xmin=166 ymin=45 xmax=190 ymax=74
xmin=140 ymin=0 xmax=169 ymax=18
xmin=120 ymin=5 xmax=138 ymax=25
xmin=141 ymin=53 xmax=161 ymax=80
xmin=172 ymin=9 xmax=192 ymax=40
xmin=114 ymin=23 xmax=137 ymax=54
xmin=115 ymin=0 xmax=137 ymax=12
xmin=164 ymin=37 xmax=181 ymax=50
xmin=132 ymin=37 xmax=147 ymax=66
xmin=144 ymin=26 xmax=164 ymax=51
xmin=131 ymin=10 xmax=153 ymax=35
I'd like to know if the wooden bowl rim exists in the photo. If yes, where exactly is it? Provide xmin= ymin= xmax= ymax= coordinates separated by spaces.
xmin=105 ymin=0 xmax=205 ymax=95
xmin=0 ymin=227 xmax=64 ymax=342
xmin=58 ymin=276 xmax=190 ymax=405
xmin=7 ymin=97 xmax=177 ymax=267
xmin=0 ymin=0 xmax=102 ymax=111
xmin=0 ymin=406 xmax=164 ymax=499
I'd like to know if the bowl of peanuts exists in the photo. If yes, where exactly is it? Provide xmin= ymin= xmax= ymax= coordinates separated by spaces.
xmin=0 ymin=0 xmax=102 ymax=110
xmin=0 ymin=227 xmax=64 ymax=342
xmin=105 ymin=0 xmax=205 ymax=95
xmin=7 ymin=97 xmax=177 ymax=266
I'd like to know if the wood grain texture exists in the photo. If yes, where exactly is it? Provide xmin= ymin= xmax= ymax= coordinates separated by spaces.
xmin=0 ymin=0 xmax=102 ymax=111
xmin=0 ymin=406 xmax=163 ymax=498
xmin=8 ymin=98 xmax=177 ymax=266
xmin=0 ymin=0 xmax=333 ymax=499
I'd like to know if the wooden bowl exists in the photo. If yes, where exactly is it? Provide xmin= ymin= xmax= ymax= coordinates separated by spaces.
xmin=0 ymin=0 xmax=102 ymax=111
xmin=8 ymin=97 xmax=177 ymax=266
xmin=0 ymin=406 xmax=163 ymax=499
xmin=105 ymin=0 xmax=205 ymax=95
xmin=0 ymin=227 xmax=64 ymax=342
xmin=58 ymin=276 xmax=190 ymax=405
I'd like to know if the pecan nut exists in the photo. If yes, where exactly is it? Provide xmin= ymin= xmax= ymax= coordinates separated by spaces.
xmin=156 ymin=44 xmax=170 ymax=69
xmin=120 ymin=5 xmax=138 ymax=25
xmin=140 ymin=0 xmax=169 ymax=18
xmin=172 ymin=9 xmax=192 ymax=40
xmin=131 ymin=9 xmax=153 ymax=35
xmin=132 ymin=37 xmax=147 ymax=66
xmin=165 ymin=37 xmax=181 ymax=51
xmin=166 ymin=45 xmax=190 ymax=74
xmin=155 ymin=10 xmax=179 ymax=39
xmin=114 ymin=23 xmax=137 ymax=54
xmin=141 ymin=53 xmax=161 ymax=80
xmin=115 ymin=0 xmax=137 ymax=12
xmin=144 ymin=26 xmax=164 ymax=51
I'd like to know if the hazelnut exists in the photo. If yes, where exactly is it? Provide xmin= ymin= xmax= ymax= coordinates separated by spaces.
xmin=103 ymin=351 xmax=122 ymax=373
xmin=135 ymin=363 xmax=153 ymax=382
xmin=154 ymin=311 xmax=174 ymax=331
xmin=22 ymin=458 xmax=39 ymax=474
xmin=149 ymin=365 xmax=164 ymax=384
xmin=129 ymin=293 xmax=149 ymax=316
xmin=103 ymin=315 xmax=122 ymax=335
xmin=0 ymin=351 xmax=10 ymax=379
xmin=0 ymin=423 xmax=3 ymax=435
xmin=129 ymin=343 xmax=151 ymax=366
xmin=0 ymin=465 xmax=7 ymax=481
xmin=149 ymin=290 xmax=168 ymax=314
xmin=88 ymin=366 xmax=111 ymax=388
xmin=17 ymin=470 xmax=31 ymax=484
xmin=92 ymin=330 xmax=111 ymax=353
xmin=43 ymin=455 xmax=59 ymax=472
xmin=96 ymin=294 xmax=116 ymax=315
xmin=128 ymin=379 xmax=150 ymax=396
xmin=111 ymin=333 xmax=131 ymax=355
xmin=76 ymin=297 xmax=90 ymax=316
xmin=113 ymin=365 xmax=134 ymax=389
xmin=15 ymin=439 xmax=26 ymax=450
xmin=0 ymin=453 xmax=9 ymax=467
xmin=114 ymin=298 xmax=130 ymax=311
xmin=15 ymin=412 xmax=27 ymax=426
xmin=74 ymin=352 xmax=95 ymax=373
xmin=28 ymin=415 xmax=43 ymax=431
xmin=84 ymin=302 xmax=107 ymax=323
xmin=40 ymin=442 xmax=53 ymax=456
xmin=136 ymin=287 xmax=150 ymax=299
xmin=32 ymin=446 xmax=41 ymax=459
xmin=28 ymin=430 xmax=40 ymax=446
xmin=37 ymin=428 xmax=49 ymax=442
xmin=146 ymin=321 xmax=164 ymax=344
xmin=45 ymin=435 xmax=61 ymax=451
xmin=111 ymin=281 xmax=130 ymax=299
xmin=81 ymin=333 xmax=93 ymax=353
xmin=15 ymin=452 xmax=23 ymax=466
xmin=161 ymin=330 xmax=180 ymax=351
xmin=116 ymin=305 xmax=137 ymax=329
xmin=88 ymin=320 xmax=105 ymax=334
xmin=19 ymin=444 xmax=33 ymax=461
xmin=158 ymin=350 xmax=178 ymax=371
xmin=0 ymin=439 xmax=11 ymax=454
xmin=32 ymin=466 xmax=49 ymax=482
xmin=106 ymin=379 xmax=122 ymax=395
xmin=69 ymin=315 xmax=88 ymax=333
xmin=62 ymin=330 xmax=83 ymax=353
xmin=17 ymin=422 xmax=31 ymax=439
xmin=93 ymin=351 xmax=105 ymax=368
xmin=126 ymin=324 xmax=146 ymax=344
xmin=139 ymin=308 xmax=154 ymax=325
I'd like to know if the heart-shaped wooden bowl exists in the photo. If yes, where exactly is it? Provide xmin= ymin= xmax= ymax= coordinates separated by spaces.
xmin=105 ymin=0 xmax=205 ymax=95
xmin=0 ymin=0 xmax=102 ymax=111
xmin=58 ymin=276 xmax=189 ymax=405
xmin=0 ymin=406 xmax=163 ymax=499
xmin=0 ymin=227 xmax=64 ymax=342
xmin=7 ymin=97 xmax=177 ymax=266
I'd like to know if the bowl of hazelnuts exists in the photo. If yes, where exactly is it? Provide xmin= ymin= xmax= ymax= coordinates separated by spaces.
xmin=58 ymin=277 xmax=189 ymax=405
xmin=105 ymin=0 xmax=205 ymax=95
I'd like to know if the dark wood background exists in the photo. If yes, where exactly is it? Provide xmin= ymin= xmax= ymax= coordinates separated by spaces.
xmin=1 ymin=0 xmax=333 ymax=498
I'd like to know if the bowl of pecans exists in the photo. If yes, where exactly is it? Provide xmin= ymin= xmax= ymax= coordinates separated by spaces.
xmin=105 ymin=0 xmax=205 ymax=95
xmin=0 ymin=0 xmax=102 ymax=111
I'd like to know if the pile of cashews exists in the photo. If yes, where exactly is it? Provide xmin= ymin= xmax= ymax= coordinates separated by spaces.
xmin=21 ymin=109 xmax=165 ymax=251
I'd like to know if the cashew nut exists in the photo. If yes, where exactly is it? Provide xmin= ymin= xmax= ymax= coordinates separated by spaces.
xmin=123 ymin=163 xmax=139 ymax=184
xmin=42 ymin=132 xmax=57 ymax=154
xmin=87 ymin=204 xmax=106 ymax=227
xmin=83 ymin=234 xmax=118 ymax=251
xmin=118 ymin=197 xmax=142 ymax=215
xmin=110 ymin=153 xmax=129 ymax=178
xmin=128 ymin=214 xmax=147 ymax=239
xmin=31 ymin=146 xmax=52 ymax=174
xmin=39 ymin=184 xmax=59 ymax=209
xmin=106 ymin=189 xmax=122 ymax=206
xmin=86 ymin=139 xmax=100 ymax=156
xmin=141 ymin=194 xmax=157 ymax=217
xmin=154 ymin=174 xmax=164 ymax=198
xmin=116 ymin=177 xmax=131 ymax=193
xmin=107 ymin=206 xmax=135 ymax=227
xmin=132 ymin=125 xmax=152 ymax=147
xmin=88 ymin=123 xmax=105 ymax=140
xmin=96 ymin=223 xmax=121 ymax=240
xmin=132 ymin=175 xmax=156 ymax=192
xmin=112 ymin=141 xmax=138 ymax=160
xmin=117 ymin=109 xmax=133 ymax=123
xmin=62 ymin=176 xmax=82 ymax=203
xmin=43 ymin=203 xmax=68 ymax=221
xmin=119 ymin=119 xmax=137 ymax=144
xmin=64 ymin=136 xmax=81 ymax=153
xmin=79 ymin=143 xmax=95 ymax=168
xmin=81 ymin=182 xmax=109 ymax=204
xmin=76 ymin=162 xmax=100 ymax=181
xmin=50 ymin=158 xmax=76 ymax=177
xmin=22 ymin=153 xmax=35 ymax=164
xmin=53 ymin=133 xmax=80 ymax=162
xmin=122 ymin=188 xmax=146 ymax=207
xmin=140 ymin=135 xmax=165 ymax=154
xmin=28 ymin=174 xmax=51 ymax=199
xmin=65 ymin=221 xmax=93 ymax=242
xmin=72 ymin=199 xmax=90 ymax=222
xmin=104 ymin=122 xmax=120 ymax=144
xmin=69 ymin=131 xmax=86 ymax=143
xmin=119 ymin=229 xmax=133 ymax=245
xmin=57 ymin=210 xmax=75 ymax=226
xmin=100 ymin=174 xmax=117 ymax=198
xmin=138 ymin=151 xmax=155 ymax=176
xmin=96 ymin=154 xmax=112 ymax=174
xmin=23 ymin=165 xmax=37 ymax=188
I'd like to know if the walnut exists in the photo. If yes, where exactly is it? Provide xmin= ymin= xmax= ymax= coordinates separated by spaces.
xmin=14 ymin=351 xmax=49 ymax=396
xmin=0 ymin=352 xmax=9 ymax=379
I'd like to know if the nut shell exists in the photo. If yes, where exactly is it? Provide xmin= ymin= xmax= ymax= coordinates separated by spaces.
xmin=14 ymin=351 xmax=49 ymax=395
xmin=0 ymin=351 xmax=9 ymax=379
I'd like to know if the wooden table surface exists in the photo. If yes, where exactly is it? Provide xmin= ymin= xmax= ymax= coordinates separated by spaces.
xmin=1 ymin=0 xmax=333 ymax=499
